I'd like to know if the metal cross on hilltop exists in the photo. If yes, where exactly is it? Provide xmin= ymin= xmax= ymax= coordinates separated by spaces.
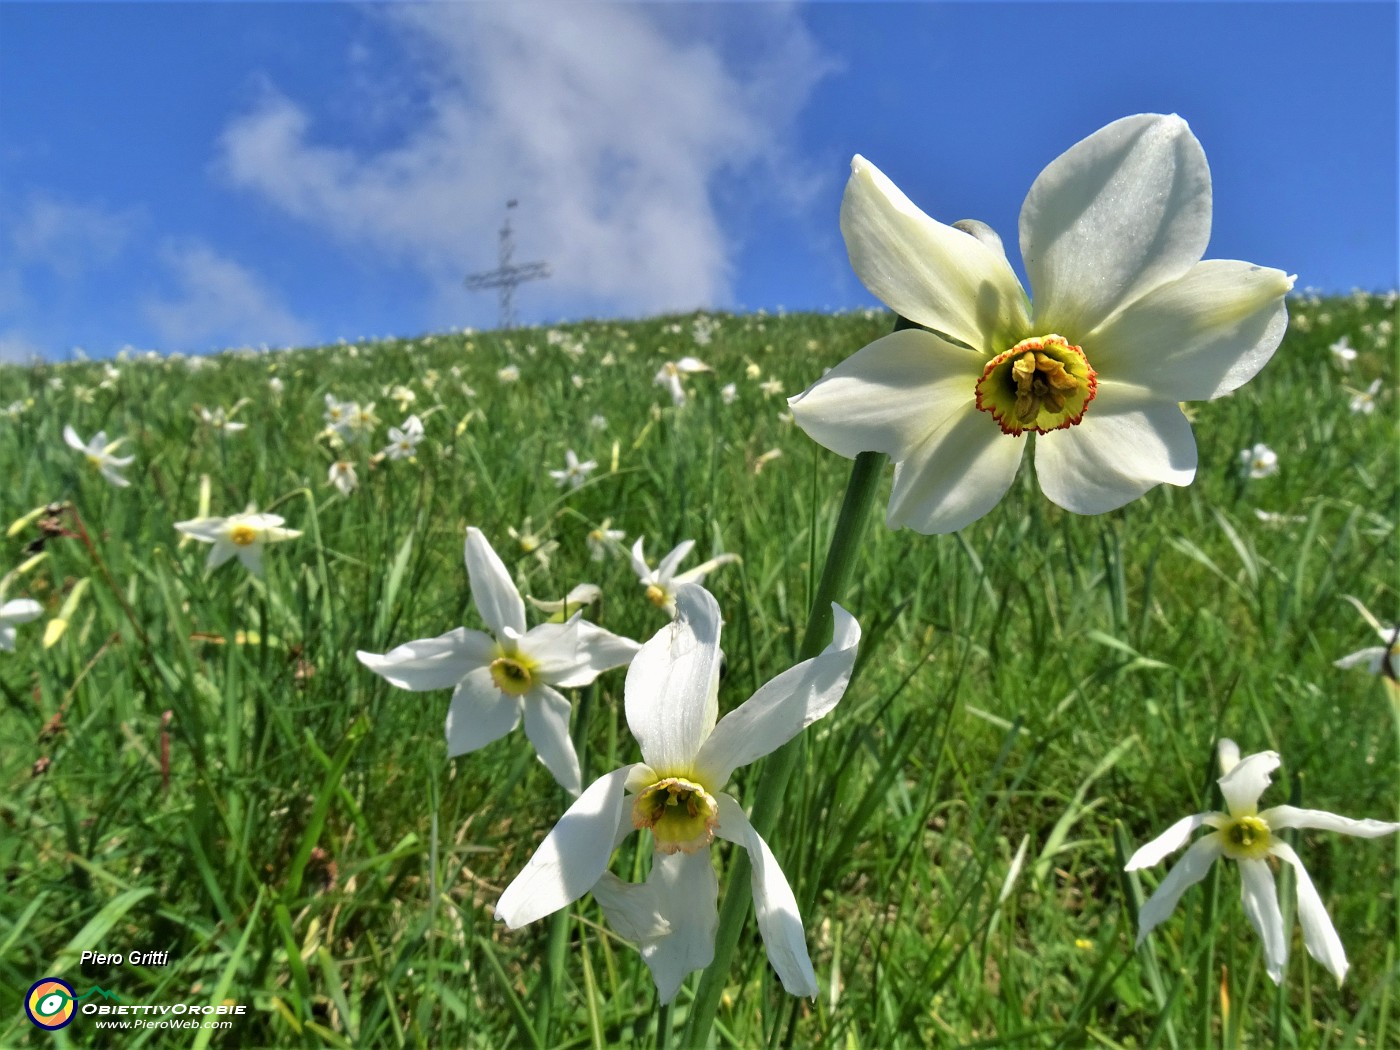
xmin=465 ymin=200 xmax=550 ymax=330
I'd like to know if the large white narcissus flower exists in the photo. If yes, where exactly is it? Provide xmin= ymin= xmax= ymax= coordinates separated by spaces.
xmin=174 ymin=508 xmax=301 ymax=577
xmin=496 ymin=584 xmax=861 ymax=1003
xmin=1126 ymin=740 xmax=1400 ymax=984
xmin=790 ymin=114 xmax=1295 ymax=534
xmin=64 ymin=425 xmax=135 ymax=488
xmin=356 ymin=528 xmax=640 ymax=795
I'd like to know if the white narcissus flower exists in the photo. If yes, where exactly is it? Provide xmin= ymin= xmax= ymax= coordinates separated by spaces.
xmin=382 ymin=415 xmax=425 ymax=460
xmin=1329 ymin=336 xmax=1357 ymax=369
xmin=64 ymin=425 xmax=135 ymax=488
xmin=1334 ymin=597 xmax=1399 ymax=678
xmin=1126 ymin=740 xmax=1400 ymax=985
xmin=356 ymin=528 xmax=640 ymax=795
xmin=630 ymin=537 xmax=739 ymax=615
xmin=1 ymin=597 xmax=44 ymax=652
xmin=586 ymin=520 xmax=626 ymax=562
xmin=1239 ymin=442 xmax=1279 ymax=479
xmin=549 ymin=449 xmax=597 ymax=489
xmin=654 ymin=357 xmax=712 ymax=407
xmin=197 ymin=403 xmax=248 ymax=433
xmin=1348 ymin=378 xmax=1381 ymax=415
xmin=496 ymin=584 xmax=861 ymax=1003
xmin=789 ymin=114 xmax=1294 ymax=534
xmin=328 ymin=460 xmax=358 ymax=496
xmin=174 ymin=507 xmax=302 ymax=577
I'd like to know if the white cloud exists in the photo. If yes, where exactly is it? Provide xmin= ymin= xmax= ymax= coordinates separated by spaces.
xmin=143 ymin=241 xmax=314 ymax=351
xmin=8 ymin=194 xmax=138 ymax=280
xmin=216 ymin=4 xmax=832 ymax=325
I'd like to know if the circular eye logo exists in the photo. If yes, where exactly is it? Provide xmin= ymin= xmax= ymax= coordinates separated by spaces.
xmin=26 ymin=978 xmax=77 ymax=1030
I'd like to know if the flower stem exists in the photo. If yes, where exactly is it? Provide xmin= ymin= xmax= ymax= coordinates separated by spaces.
xmin=538 ymin=683 xmax=597 ymax=1043
xmin=682 ymin=447 xmax=887 ymax=1047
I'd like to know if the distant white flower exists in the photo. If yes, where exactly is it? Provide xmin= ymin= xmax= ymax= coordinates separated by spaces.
xmin=550 ymin=449 xmax=597 ymax=489
xmin=509 ymin=519 xmax=558 ymax=568
xmin=268 ymin=376 xmax=285 ymax=399
xmin=630 ymin=537 xmax=739 ymax=615
xmin=587 ymin=520 xmax=626 ymax=561
xmin=328 ymin=460 xmax=358 ymax=496
xmin=197 ymin=403 xmax=248 ymax=434
xmin=1329 ymin=336 xmax=1357 ymax=369
xmin=790 ymin=114 xmax=1292 ymax=534
xmin=654 ymin=357 xmax=712 ymax=407
xmin=496 ymin=584 xmax=861 ymax=1002
xmin=382 ymin=415 xmax=425 ymax=460
xmin=720 ymin=383 xmax=738 ymax=405
xmin=589 ymin=414 xmax=609 ymax=431
xmin=174 ymin=507 xmax=302 ymax=577
xmin=388 ymin=384 xmax=416 ymax=412
xmin=1348 ymin=378 xmax=1382 ymax=415
xmin=1239 ymin=443 xmax=1279 ymax=479
xmin=63 ymin=425 xmax=135 ymax=488
xmin=0 ymin=596 xmax=43 ymax=652
xmin=1127 ymin=740 xmax=1399 ymax=984
xmin=758 ymin=378 xmax=784 ymax=399
xmin=497 ymin=364 xmax=521 ymax=384
xmin=356 ymin=528 xmax=640 ymax=794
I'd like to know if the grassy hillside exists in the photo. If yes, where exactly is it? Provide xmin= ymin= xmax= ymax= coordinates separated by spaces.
xmin=1 ymin=292 xmax=1396 ymax=1048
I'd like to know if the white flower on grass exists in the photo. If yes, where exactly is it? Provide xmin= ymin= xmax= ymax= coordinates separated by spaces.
xmin=328 ymin=460 xmax=358 ymax=496
xmin=1348 ymin=378 xmax=1382 ymax=415
xmin=196 ymin=403 xmax=248 ymax=434
xmin=630 ymin=537 xmax=739 ymax=615
xmin=550 ymin=449 xmax=597 ymax=489
xmin=496 ymin=584 xmax=861 ymax=1003
xmin=388 ymin=384 xmax=416 ymax=412
xmin=720 ymin=383 xmax=738 ymax=405
xmin=654 ymin=357 xmax=712 ymax=407
xmin=63 ymin=425 xmax=135 ymax=488
xmin=1334 ymin=597 xmax=1399 ymax=678
xmin=1239 ymin=443 xmax=1279 ymax=479
xmin=268 ymin=376 xmax=284 ymax=400
xmin=497 ymin=364 xmax=521 ymax=384
xmin=589 ymin=414 xmax=608 ymax=432
xmin=356 ymin=528 xmax=640 ymax=795
xmin=1329 ymin=336 xmax=1357 ymax=369
xmin=174 ymin=507 xmax=302 ymax=577
xmin=587 ymin=520 xmax=626 ymax=562
xmin=382 ymin=415 xmax=425 ymax=460
xmin=1 ymin=596 xmax=44 ymax=652
xmin=1126 ymin=739 xmax=1399 ymax=984
xmin=324 ymin=393 xmax=350 ymax=431
xmin=789 ymin=114 xmax=1293 ymax=534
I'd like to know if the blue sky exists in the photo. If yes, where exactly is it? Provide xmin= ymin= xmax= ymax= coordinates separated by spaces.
xmin=2 ymin=1 xmax=1396 ymax=361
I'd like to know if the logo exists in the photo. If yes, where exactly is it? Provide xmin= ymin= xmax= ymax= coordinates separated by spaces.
xmin=25 ymin=978 xmax=77 ymax=1030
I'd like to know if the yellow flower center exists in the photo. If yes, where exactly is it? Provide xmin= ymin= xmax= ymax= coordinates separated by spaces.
xmin=645 ymin=584 xmax=669 ymax=608
xmin=1219 ymin=814 xmax=1273 ymax=861
xmin=632 ymin=776 xmax=720 ymax=854
xmin=975 ymin=335 xmax=1097 ymax=435
xmin=229 ymin=524 xmax=259 ymax=547
xmin=489 ymin=655 xmax=535 ymax=696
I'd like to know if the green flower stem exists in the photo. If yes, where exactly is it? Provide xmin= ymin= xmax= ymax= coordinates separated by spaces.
xmin=682 ymin=447 xmax=887 ymax=1048
xmin=537 ymin=682 xmax=597 ymax=1043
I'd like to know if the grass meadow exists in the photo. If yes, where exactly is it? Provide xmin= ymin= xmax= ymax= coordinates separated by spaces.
xmin=1 ymin=291 xmax=1396 ymax=1048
